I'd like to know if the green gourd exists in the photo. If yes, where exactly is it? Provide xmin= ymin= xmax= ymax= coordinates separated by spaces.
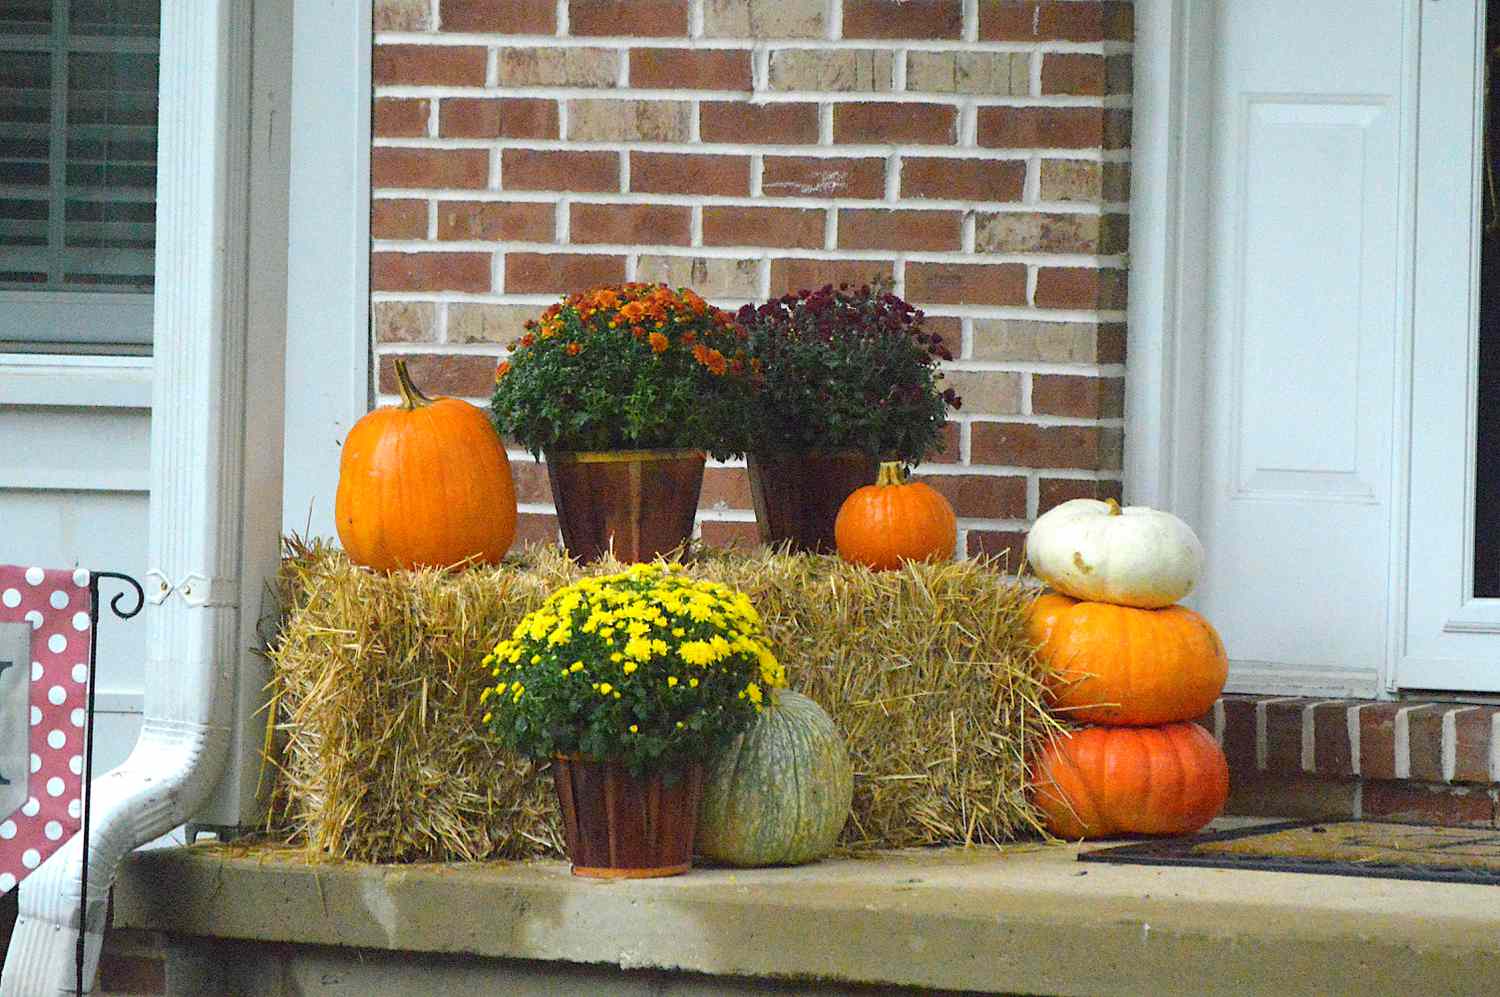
xmin=696 ymin=690 xmax=854 ymax=867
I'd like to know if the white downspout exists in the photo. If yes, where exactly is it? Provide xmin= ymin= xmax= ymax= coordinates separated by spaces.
xmin=1 ymin=1 xmax=260 ymax=992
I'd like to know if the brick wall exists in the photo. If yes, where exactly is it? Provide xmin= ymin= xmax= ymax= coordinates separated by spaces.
xmin=371 ymin=0 xmax=1133 ymax=557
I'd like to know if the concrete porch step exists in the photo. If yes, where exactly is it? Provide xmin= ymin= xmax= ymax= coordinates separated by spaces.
xmin=110 ymin=823 xmax=1500 ymax=997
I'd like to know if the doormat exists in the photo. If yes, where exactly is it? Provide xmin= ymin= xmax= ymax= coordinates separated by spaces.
xmin=1078 ymin=820 xmax=1500 ymax=885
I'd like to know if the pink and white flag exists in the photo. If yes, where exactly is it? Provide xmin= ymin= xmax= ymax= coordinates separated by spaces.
xmin=0 ymin=566 xmax=92 ymax=895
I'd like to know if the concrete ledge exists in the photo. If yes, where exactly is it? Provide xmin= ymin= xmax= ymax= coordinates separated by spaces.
xmin=113 ymin=837 xmax=1500 ymax=996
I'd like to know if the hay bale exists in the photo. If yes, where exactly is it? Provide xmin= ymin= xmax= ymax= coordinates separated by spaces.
xmin=265 ymin=541 xmax=1059 ymax=864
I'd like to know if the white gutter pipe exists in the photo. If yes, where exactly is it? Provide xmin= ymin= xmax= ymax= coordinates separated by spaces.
xmin=2 ymin=2 xmax=259 ymax=992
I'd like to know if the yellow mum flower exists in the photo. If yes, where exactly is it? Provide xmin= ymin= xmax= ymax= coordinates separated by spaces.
xmin=623 ymin=662 xmax=638 ymax=675
xmin=679 ymin=641 xmax=715 ymax=666
xmin=666 ymin=676 xmax=678 ymax=687
xmin=629 ymin=724 xmax=639 ymax=733
xmin=570 ymin=661 xmax=584 ymax=673
xmin=689 ymin=677 xmax=699 ymax=688
xmin=598 ymin=682 xmax=613 ymax=695
xmin=624 ymin=636 xmax=653 ymax=661
xmin=610 ymin=652 xmax=623 ymax=663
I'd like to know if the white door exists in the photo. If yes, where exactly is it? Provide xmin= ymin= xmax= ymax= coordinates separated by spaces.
xmin=1194 ymin=0 xmax=1415 ymax=697
xmin=0 ymin=1 xmax=160 ymax=772
xmin=1400 ymin=0 xmax=1500 ymax=693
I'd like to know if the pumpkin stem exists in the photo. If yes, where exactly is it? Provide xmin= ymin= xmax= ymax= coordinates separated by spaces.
xmin=875 ymin=461 xmax=907 ymax=487
xmin=393 ymin=358 xmax=433 ymax=411
xmin=1105 ymin=497 xmax=1121 ymax=516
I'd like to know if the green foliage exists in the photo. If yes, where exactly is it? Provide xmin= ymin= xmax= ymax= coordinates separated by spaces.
xmin=490 ymin=283 xmax=756 ymax=459
xmin=733 ymin=283 xmax=961 ymax=464
xmin=481 ymin=563 xmax=787 ymax=777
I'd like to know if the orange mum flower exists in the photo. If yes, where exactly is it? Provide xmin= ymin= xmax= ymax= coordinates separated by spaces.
xmin=619 ymin=300 xmax=646 ymax=323
xmin=692 ymin=344 xmax=727 ymax=375
xmin=519 ymin=333 xmax=535 ymax=348
xmin=648 ymin=331 xmax=669 ymax=354
xmin=494 ymin=361 xmax=510 ymax=381
xmin=593 ymin=288 xmax=620 ymax=310
xmin=565 ymin=342 xmax=582 ymax=356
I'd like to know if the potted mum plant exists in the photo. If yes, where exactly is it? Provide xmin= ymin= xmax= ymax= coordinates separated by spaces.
xmin=734 ymin=283 xmax=960 ymax=553
xmin=491 ymin=283 xmax=755 ymax=562
xmin=481 ymin=563 xmax=786 ymax=878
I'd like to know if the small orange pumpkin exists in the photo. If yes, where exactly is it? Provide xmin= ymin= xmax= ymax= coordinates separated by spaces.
xmin=335 ymin=359 xmax=517 ymax=571
xmin=834 ymin=461 xmax=956 ymax=571
xmin=1032 ymin=722 xmax=1229 ymax=838
xmin=1027 ymin=592 xmax=1227 ymax=726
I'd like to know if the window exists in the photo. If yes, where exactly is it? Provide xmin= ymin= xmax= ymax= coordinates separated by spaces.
xmin=0 ymin=1 xmax=160 ymax=353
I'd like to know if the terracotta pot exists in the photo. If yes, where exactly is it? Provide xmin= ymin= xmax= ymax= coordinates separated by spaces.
xmin=551 ymin=757 xmax=704 ymax=878
xmin=746 ymin=451 xmax=880 ymax=554
xmin=545 ymin=449 xmax=705 ymax=563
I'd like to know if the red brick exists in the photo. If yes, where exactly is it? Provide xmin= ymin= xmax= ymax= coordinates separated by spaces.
xmin=1408 ymin=706 xmax=1448 ymax=784
xmin=374 ymin=98 xmax=429 ymax=137
xmin=699 ymin=466 xmax=752 ymax=510
xmin=768 ymin=258 xmax=894 ymax=296
xmin=570 ymin=0 xmax=689 ymax=36
xmin=513 ymin=512 xmax=561 ymax=550
xmin=372 ymin=148 xmax=490 ymax=189
xmin=440 ymin=0 xmax=555 ymax=33
xmin=700 ymin=520 xmax=760 ymax=549
xmin=1031 ymin=375 xmax=1124 ymax=418
xmin=570 ymin=203 xmax=692 ymax=245
xmin=906 ymin=262 xmax=1026 ymax=306
xmin=901 ymin=157 xmax=1025 ymax=201
xmin=371 ymin=199 xmax=428 ymax=240
xmin=916 ymin=474 xmax=1025 ymax=520
xmin=1221 ymin=696 xmax=1259 ymax=776
xmin=762 ymin=156 xmax=887 ymax=199
xmin=701 ymin=102 xmax=820 ymax=144
xmin=1453 ymin=707 xmax=1497 ymax=783
xmin=502 ymin=149 xmax=619 ymax=192
xmin=1097 ymin=322 xmax=1127 ymax=364
xmin=503 ymin=252 xmax=626 ymax=294
xmin=509 ymin=460 xmax=553 ymax=504
xmin=1362 ymin=781 xmax=1495 ymax=827
xmin=843 ymin=0 xmax=963 ymax=39
xmin=1105 ymin=109 xmax=1132 ymax=150
xmin=1264 ymin=699 xmax=1315 ymax=775
xmin=1037 ymin=477 xmax=1121 ymax=515
xmin=966 ymin=529 xmax=1025 ymax=567
xmin=1034 ymin=268 xmax=1127 ymax=310
xmin=631 ymin=48 xmax=752 ymax=90
xmin=839 ymin=209 xmax=961 ymax=252
xmin=436 ymin=201 xmax=554 ymax=242
xmin=928 ymin=421 xmax=961 ymax=464
xmin=702 ymin=206 xmax=826 ymax=250
xmin=1041 ymin=53 xmax=1107 ymax=96
xmin=372 ymin=252 xmax=491 ymax=292
xmin=978 ymin=107 xmax=1105 ymax=149
xmin=373 ymin=45 xmax=487 ymax=86
xmin=377 ymin=353 xmax=499 ymax=399
xmin=1312 ymin=701 xmax=1357 ymax=777
xmin=969 ymin=422 xmax=1119 ymax=470
xmin=979 ymin=1 xmax=1134 ymax=42
xmin=440 ymin=98 xmax=559 ymax=139
xmin=1357 ymin=703 xmax=1402 ymax=780
xmin=630 ymin=153 xmax=750 ymax=196
xmin=834 ymin=102 xmax=957 ymax=145
xmin=1106 ymin=54 xmax=1133 ymax=96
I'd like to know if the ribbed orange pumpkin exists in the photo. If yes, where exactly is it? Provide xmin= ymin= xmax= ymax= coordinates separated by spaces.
xmin=335 ymin=359 xmax=517 ymax=571
xmin=834 ymin=461 xmax=956 ymax=571
xmin=1032 ymin=722 xmax=1229 ymax=838
xmin=1028 ymin=592 xmax=1227 ymax=726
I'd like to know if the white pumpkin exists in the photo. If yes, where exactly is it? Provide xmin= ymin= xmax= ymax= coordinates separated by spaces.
xmin=1025 ymin=498 xmax=1203 ymax=609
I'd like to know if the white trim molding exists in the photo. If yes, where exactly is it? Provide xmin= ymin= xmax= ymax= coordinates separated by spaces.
xmin=282 ymin=0 xmax=374 ymax=542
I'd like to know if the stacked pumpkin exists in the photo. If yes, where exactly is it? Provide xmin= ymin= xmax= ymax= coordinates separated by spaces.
xmin=1025 ymin=499 xmax=1229 ymax=838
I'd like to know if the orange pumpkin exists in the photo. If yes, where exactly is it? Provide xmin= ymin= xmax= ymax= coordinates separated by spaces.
xmin=834 ymin=461 xmax=956 ymax=571
xmin=1028 ymin=592 xmax=1227 ymax=726
xmin=1032 ymin=722 xmax=1229 ymax=838
xmin=336 ymin=359 xmax=517 ymax=571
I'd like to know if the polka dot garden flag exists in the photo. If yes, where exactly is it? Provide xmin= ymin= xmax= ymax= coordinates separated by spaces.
xmin=0 ymin=565 xmax=93 ymax=895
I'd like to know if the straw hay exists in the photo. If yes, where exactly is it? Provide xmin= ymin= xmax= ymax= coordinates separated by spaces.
xmin=265 ymin=541 xmax=1060 ymax=864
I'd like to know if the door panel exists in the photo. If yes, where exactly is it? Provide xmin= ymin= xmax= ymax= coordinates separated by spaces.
xmin=1399 ymin=0 xmax=1497 ymax=692
xmin=1198 ymin=0 xmax=1412 ymax=693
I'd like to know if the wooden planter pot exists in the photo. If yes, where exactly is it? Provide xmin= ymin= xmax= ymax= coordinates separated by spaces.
xmin=747 ymin=451 xmax=879 ymax=554
xmin=551 ymin=757 xmax=704 ymax=878
xmin=545 ymin=449 xmax=705 ymax=563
